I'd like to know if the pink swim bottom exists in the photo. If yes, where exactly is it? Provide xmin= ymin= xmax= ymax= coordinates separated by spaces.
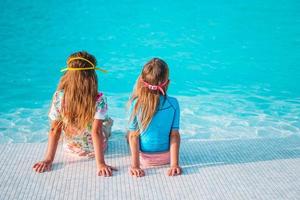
xmin=140 ymin=151 xmax=170 ymax=167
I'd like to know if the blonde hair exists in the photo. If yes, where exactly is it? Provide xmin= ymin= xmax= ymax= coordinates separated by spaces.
xmin=129 ymin=58 xmax=169 ymax=131
xmin=55 ymin=51 xmax=98 ymax=135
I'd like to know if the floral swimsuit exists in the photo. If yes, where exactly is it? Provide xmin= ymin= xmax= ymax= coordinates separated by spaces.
xmin=48 ymin=90 xmax=113 ymax=157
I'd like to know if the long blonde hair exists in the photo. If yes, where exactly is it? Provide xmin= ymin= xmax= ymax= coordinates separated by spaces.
xmin=129 ymin=58 xmax=169 ymax=131
xmin=56 ymin=51 xmax=98 ymax=135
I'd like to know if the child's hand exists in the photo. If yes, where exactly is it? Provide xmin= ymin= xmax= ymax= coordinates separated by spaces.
xmin=168 ymin=165 xmax=182 ymax=176
xmin=129 ymin=166 xmax=145 ymax=177
xmin=97 ymin=164 xmax=117 ymax=177
xmin=33 ymin=160 xmax=52 ymax=173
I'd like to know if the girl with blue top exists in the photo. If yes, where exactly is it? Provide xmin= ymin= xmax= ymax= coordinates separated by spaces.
xmin=128 ymin=58 xmax=182 ymax=177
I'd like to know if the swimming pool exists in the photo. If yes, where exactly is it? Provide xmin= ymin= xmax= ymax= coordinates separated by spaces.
xmin=0 ymin=0 xmax=299 ymax=143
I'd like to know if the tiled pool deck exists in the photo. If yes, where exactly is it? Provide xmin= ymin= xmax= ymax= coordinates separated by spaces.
xmin=0 ymin=136 xmax=299 ymax=199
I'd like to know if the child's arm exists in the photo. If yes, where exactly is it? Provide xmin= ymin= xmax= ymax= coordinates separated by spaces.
xmin=92 ymin=119 xmax=116 ymax=177
xmin=168 ymin=130 xmax=182 ymax=176
xmin=128 ymin=131 xmax=145 ymax=177
xmin=33 ymin=121 xmax=62 ymax=173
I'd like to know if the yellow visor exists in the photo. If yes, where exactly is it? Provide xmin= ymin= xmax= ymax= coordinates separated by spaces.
xmin=60 ymin=67 xmax=108 ymax=73
xmin=60 ymin=56 xmax=108 ymax=73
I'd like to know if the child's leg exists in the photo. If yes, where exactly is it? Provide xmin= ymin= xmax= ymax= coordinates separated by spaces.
xmin=140 ymin=151 xmax=170 ymax=168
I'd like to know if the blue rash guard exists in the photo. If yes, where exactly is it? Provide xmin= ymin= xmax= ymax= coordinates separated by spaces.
xmin=128 ymin=95 xmax=180 ymax=153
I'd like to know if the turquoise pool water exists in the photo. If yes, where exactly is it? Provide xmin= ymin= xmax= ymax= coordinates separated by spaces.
xmin=0 ymin=0 xmax=299 ymax=143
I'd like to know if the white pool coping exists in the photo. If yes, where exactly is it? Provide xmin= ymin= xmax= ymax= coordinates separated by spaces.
xmin=0 ymin=136 xmax=299 ymax=200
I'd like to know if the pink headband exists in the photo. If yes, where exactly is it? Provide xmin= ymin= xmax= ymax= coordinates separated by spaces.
xmin=141 ymin=79 xmax=168 ymax=95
